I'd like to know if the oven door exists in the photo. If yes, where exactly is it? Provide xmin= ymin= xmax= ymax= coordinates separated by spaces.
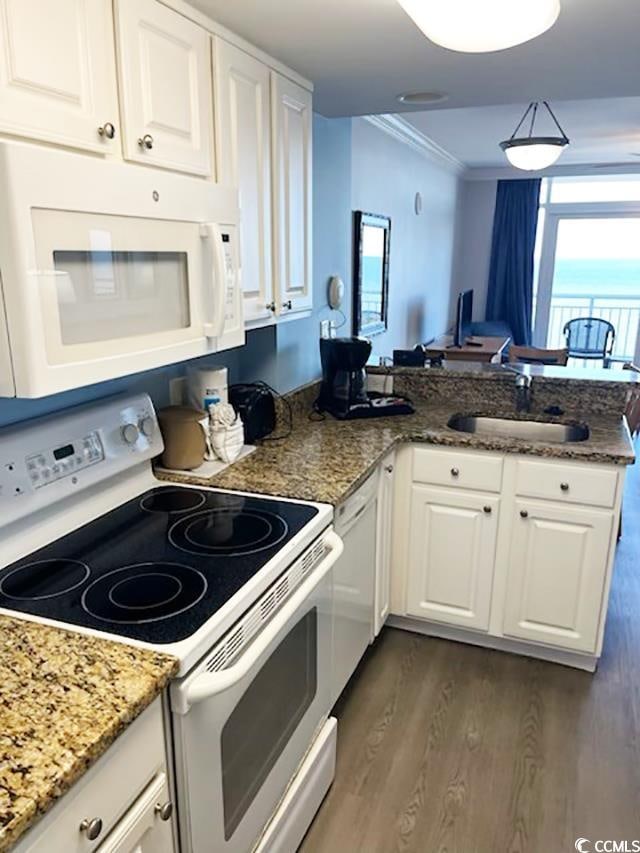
xmin=170 ymin=531 xmax=342 ymax=853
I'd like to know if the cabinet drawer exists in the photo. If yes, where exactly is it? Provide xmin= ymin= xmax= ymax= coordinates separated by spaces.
xmin=412 ymin=446 xmax=503 ymax=493
xmin=18 ymin=699 xmax=166 ymax=853
xmin=514 ymin=459 xmax=618 ymax=508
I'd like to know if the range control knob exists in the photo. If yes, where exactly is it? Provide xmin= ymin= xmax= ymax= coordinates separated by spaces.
xmin=140 ymin=416 xmax=156 ymax=438
xmin=121 ymin=423 xmax=140 ymax=445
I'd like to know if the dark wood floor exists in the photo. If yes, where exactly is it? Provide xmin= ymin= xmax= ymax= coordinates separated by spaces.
xmin=301 ymin=454 xmax=640 ymax=853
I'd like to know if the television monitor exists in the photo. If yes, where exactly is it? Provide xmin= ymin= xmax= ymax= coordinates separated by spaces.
xmin=453 ymin=289 xmax=474 ymax=347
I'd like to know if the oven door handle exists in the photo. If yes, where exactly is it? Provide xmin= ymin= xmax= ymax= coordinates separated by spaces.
xmin=175 ymin=531 xmax=343 ymax=714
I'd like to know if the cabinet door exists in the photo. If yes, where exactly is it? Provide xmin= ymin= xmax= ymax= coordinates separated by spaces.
xmin=503 ymin=500 xmax=613 ymax=653
xmin=96 ymin=773 xmax=174 ymax=853
xmin=115 ymin=0 xmax=212 ymax=177
xmin=374 ymin=452 xmax=395 ymax=636
xmin=406 ymin=485 xmax=499 ymax=631
xmin=0 ymin=0 xmax=118 ymax=153
xmin=271 ymin=72 xmax=312 ymax=316
xmin=213 ymin=38 xmax=274 ymax=326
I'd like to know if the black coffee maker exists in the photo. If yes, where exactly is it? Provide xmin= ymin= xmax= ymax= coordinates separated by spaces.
xmin=316 ymin=337 xmax=414 ymax=420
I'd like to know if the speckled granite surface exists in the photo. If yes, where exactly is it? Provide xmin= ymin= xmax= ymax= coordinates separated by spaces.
xmin=0 ymin=617 xmax=177 ymax=852
xmin=156 ymin=397 xmax=635 ymax=506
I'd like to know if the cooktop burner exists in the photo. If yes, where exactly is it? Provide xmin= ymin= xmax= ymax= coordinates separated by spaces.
xmin=82 ymin=562 xmax=207 ymax=624
xmin=0 ymin=487 xmax=319 ymax=644
xmin=0 ymin=559 xmax=90 ymax=600
xmin=169 ymin=508 xmax=288 ymax=557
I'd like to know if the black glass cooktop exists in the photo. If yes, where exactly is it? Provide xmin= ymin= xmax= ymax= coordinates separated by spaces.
xmin=0 ymin=487 xmax=318 ymax=644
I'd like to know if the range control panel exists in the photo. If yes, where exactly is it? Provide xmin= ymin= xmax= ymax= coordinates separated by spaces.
xmin=26 ymin=431 xmax=104 ymax=489
xmin=0 ymin=393 xmax=163 ymax=529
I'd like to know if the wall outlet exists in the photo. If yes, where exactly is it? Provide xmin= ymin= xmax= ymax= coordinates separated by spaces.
xmin=319 ymin=320 xmax=331 ymax=338
xmin=169 ymin=377 xmax=186 ymax=406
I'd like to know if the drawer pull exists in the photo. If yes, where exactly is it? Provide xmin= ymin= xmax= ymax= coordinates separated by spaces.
xmin=560 ymin=482 xmax=570 ymax=492
xmin=80 ymin=817 xmax=103 ymax=840
xmin=520 ymin=509 xmax=529 ymax=519
xmin=97 ymin=121 xmax=116 ymax=139
xmin=483 ymin=505 xmax=492 ymax=514
xmin=155 ymin=801 xmax=174 ymax=821
xmin=450 ymin=467 xmax=460 ymax=477
xmin=138 ymin=133 xmax=154 ymax=150
xmin=385 ymin=465 xmax=394 ymax=474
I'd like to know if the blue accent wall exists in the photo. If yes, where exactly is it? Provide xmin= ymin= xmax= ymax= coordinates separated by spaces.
xmin=0 ymin=115 xmax=353 ymax=429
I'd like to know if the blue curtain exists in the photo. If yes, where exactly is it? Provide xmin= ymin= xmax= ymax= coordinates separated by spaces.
xmin=486 ymin=178 xmax=541 ymax=346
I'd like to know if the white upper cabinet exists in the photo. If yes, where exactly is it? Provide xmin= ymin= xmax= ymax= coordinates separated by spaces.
xmin=271 ymin=72 xmax=313 ymax=316
xmin=0 ymin=0 xmax=119 ymax=153
xmin=503 ymin=500 xmax=613 ymax=653
xmin=213 ymin=38 xmax=274 ymax=326
xmin=114 ymin=0 xmax=212 ymax=177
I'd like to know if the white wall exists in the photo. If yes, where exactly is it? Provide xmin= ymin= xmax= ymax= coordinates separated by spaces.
xmin=451 ymin=179 xmax=497 ymax=320
xmin=350 ymin=117 xmax=461 ymax=358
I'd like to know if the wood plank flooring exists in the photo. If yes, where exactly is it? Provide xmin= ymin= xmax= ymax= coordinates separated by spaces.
xmin=300 ymin=456 xmax=640 ymax=853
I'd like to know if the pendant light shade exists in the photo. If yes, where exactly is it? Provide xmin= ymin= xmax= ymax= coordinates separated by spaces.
xmin=396 ymin=0 xmax=560 ymax=53
xmin=500 ymin=101 xmax=570 ymax=171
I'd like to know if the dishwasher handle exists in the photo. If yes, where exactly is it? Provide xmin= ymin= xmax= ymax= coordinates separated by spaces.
xmin=173 ymin=531 xmax=344 ymax=715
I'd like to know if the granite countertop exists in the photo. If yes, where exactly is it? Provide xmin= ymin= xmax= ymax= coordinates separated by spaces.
xmin=156 ymin=398 xmax=635 ymax=506
xmin=0 ymin=617 xmax=178 ymax=852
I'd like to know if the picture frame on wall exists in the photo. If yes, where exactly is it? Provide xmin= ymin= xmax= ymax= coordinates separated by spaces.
xmin=352 ymin=210 xmax=390 ymax=337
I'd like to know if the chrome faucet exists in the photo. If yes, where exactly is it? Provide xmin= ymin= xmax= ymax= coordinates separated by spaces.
xmin=501 ymin=365 xmax=533 ymax=413
xmin=514 ymin=373 xmax=533 ymax=413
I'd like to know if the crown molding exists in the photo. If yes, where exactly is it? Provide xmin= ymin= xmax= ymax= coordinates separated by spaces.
xmin=363 ymin=114 xmax=466 ymax=176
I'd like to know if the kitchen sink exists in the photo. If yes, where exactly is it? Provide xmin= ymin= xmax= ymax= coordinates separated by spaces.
xmin=447 ymin=414 xmax=590 ymax=444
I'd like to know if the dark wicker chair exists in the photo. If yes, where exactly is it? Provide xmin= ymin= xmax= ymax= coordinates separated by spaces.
xmin=563 ymin=317 xmax=616 ymax=368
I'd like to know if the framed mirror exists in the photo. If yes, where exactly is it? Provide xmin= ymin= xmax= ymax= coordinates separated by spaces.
xmin=352 ymin=211 xmax=390 ymax=337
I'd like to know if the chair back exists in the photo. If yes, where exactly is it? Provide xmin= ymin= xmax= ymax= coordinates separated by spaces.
xmin=563 ymin=317 xmax=615 ymax=360
xmin=508 ymin=345 xmax=569 ymax=366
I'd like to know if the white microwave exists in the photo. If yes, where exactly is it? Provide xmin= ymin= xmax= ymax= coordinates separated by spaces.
xmin=0 ymin=141 xmax=244 ymax=398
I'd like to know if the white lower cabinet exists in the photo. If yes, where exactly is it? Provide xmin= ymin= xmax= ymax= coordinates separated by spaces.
xmin=502 ymin=500 xmax=614 ymax=653
xmin=374 ymin=451 xmax=395 ymax=636
xmin=406 ymin=484 xmax=499 ymax=631
xmin=396 ymin=445 xmax=623 ymax=666
xmin=15 ymin=698 xmax=175 ymax=853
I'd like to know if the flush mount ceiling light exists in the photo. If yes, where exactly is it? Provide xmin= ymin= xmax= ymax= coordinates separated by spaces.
xmin=397 ymin=91 xmax=448 ymax=105
xmin=500 ymin=101 xmax=570 ymax=171
xmin=396 ymin=0 xmax=560 ymax=53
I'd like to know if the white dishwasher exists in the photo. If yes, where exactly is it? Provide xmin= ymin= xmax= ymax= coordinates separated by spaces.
xmin=331 ymin=470 xmax=378 ymax=704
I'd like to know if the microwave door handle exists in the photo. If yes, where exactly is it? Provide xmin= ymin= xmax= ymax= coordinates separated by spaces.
xmin=174 ymin=530 xmax=344 ymax=715
xmin=202 ymin=223 xmax=226 ymax=341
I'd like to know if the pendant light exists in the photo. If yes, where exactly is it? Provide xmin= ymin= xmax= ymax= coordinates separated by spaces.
xmin=500 ymin=101 xmax=570 ymax=171
xmin=396 ymin=0 xmax=560 ymax=53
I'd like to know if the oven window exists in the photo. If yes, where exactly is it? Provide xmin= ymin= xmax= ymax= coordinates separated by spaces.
xmin=52 ymin=249 xmax=190 ymax=344
xmin=221 ymin=608 xmax=318 ymax=840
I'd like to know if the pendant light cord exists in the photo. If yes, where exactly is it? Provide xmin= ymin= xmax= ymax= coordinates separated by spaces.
xmin=542 ymin=101 xmax=570 ymax=142
xmin=509 ymin=102 xmax=535 ymax=141
xmin=508 ymin=100 xmax=570 ymax=143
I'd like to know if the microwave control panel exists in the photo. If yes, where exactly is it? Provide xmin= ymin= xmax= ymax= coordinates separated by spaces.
xmin=221 ymin=231 xmax=236 ymax=321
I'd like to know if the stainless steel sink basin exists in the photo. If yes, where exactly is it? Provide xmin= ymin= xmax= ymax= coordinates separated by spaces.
xmin=447 ymin=414 xmax=590 ymax=443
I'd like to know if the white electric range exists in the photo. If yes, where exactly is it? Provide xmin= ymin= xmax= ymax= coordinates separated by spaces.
xmin=0 ymin=393 xmax=343 ymax=853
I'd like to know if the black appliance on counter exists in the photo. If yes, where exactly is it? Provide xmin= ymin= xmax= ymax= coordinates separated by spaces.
xmin=229 ymin=383 xmax=276 ymax=443
xmin=316 ymin=337 xmax=414 ymax=420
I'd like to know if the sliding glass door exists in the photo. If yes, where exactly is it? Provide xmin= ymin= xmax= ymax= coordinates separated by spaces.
xmin=534 ymin=212 xmax=640 ymax=365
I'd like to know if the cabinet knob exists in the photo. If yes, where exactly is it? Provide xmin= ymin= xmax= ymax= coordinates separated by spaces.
xmin=265 ymin=301 xmax=276 ymax=312
xmin=520 ymin=509 xmax=529 ymax=519
xmin=385 ymin=465 xmax=394 ymax=474
xmin=560 ymin=482 xmax=570 ymax=492
xmin=450 ymin=467 xmax=460 ymax=477
xmin=80 ymin=817 xmax=103 ymax=841
xmin=138 ymin=134 xmax=154 ymax=150
xmin=483 ymin=505 xmax=492 ymax=514
xmin=155 ymin=801 xmax=173 ymax=822
xmin=283 ymin=300 xmax=293 ymax=310
xmin=98 ymin=122 xmax=116 ymax=139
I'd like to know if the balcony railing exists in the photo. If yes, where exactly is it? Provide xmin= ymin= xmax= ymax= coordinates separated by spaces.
xmin=546 ymin=293 xmax=640 ymax=363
